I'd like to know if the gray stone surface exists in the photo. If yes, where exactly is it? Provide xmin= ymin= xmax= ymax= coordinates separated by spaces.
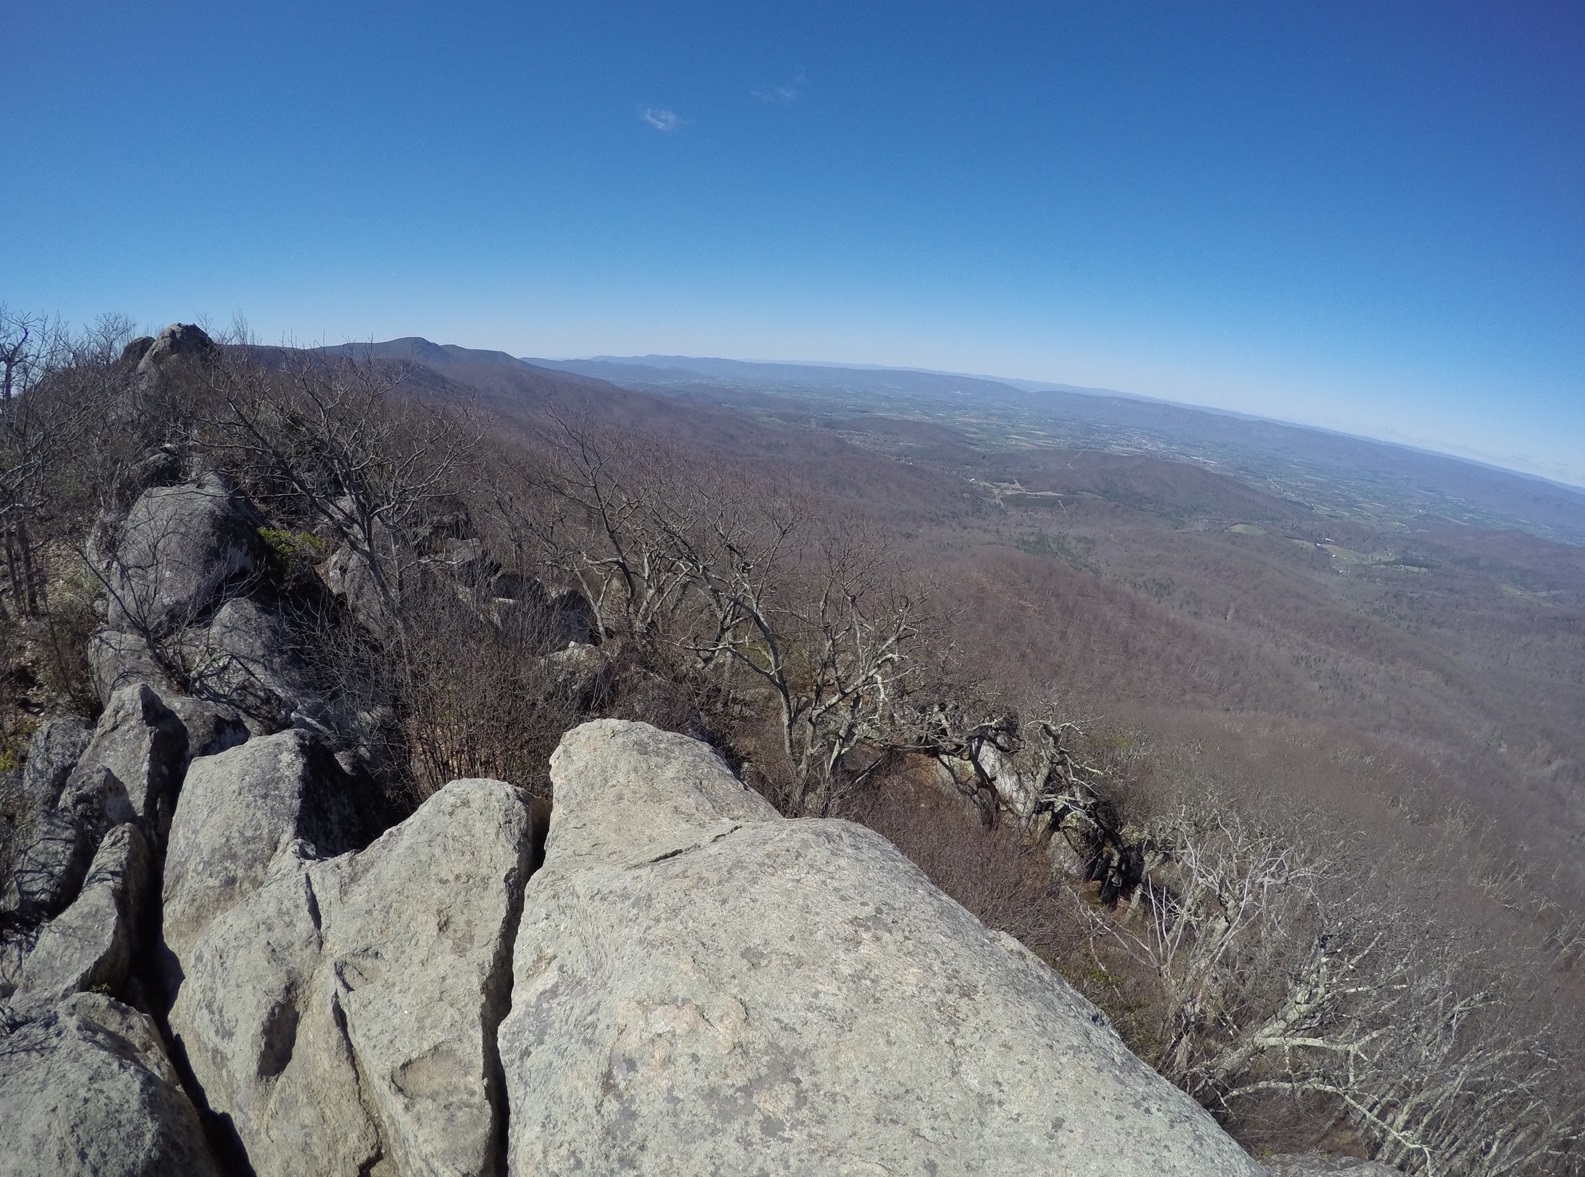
xmin=154 ymin=691 xmax=249 ymax=763
xmin=12 ymin=825 xmax=151 ymax=1007
xmin=0 ymin=992 xmax=220 ymax=1177
xmin=0 ymin=930 xmax=34 ymax=999
xmin=55 ymin=764 xmax=136 ymax=841
xmin=184 ymin=596 xmax=318 ymax=730
xmin=161 ymin=730 xmax=380 ymax=960
xmin=324 ymin=541 xmax=389 ymax=632
xmin=84 ymin=627 xmax=171 ymax=704
xmin=2 ymin=807 xmax=96 ymax=921
xmin=71 ymin=684 xmax=187 ymax=840
xmin=501 ymin=719 xmax=1266 ymax=1177
xmin=133 ymin=322 xmax=216 ymax=379
xmin=18 ymin=717 xmax=94 ymax=812
xmin=97 ymin=474 xmax=265 ymax=638
xmin=166 ymin=777 xmax=533 ymax=1177
xmin=0 ymin=703 xmax=171 ymax=989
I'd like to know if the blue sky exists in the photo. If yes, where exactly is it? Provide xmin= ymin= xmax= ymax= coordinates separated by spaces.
xmin=7 ymin=2 xmax=1584 ymax=484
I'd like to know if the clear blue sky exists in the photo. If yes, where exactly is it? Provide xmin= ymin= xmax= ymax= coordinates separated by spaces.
xmin=7 ymin=2 xmax=1584 ymax=484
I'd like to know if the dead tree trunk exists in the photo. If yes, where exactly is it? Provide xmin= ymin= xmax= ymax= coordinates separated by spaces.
xmin=2 ymin=523 xmax=22 ymax=616
xmin=15 ymin=517 xmax=38 ymax=614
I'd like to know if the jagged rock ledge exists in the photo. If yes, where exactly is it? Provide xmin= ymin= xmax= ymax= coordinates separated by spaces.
xmin=4 ymin=713 xmax=1282 ymax=1175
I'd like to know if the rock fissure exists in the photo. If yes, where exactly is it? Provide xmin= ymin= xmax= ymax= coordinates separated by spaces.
xmin=479 ymin=800 xmax=539 ymax=1177
xmin=641 ymin=823 xmax=744 ymax=867
xmin=327 ymin=985 xmax=385 ymax=1177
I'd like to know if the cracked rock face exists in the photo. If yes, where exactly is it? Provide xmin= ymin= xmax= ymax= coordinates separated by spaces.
xmin=11 ymin=824 xmax=151 ymax=1008
xmin=500 ymin=719 xmax=1267 ymax=1177
xmin=3 ymin=686 xmax=184 ymax=923
xmin=164 ymin=772 xmax=534 ymax=1177
xmin=72 ymin=684 xmax=188 ymax=841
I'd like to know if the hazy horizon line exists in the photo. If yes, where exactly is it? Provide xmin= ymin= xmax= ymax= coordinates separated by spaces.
xmin=521 ymin=349 xmax=1585 ymax=494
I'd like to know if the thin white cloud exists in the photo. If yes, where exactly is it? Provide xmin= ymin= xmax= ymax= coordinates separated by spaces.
xmin=640 ymin=106 xmax=683 ymax=132
xmin=752 ymin=70 xmax=806 ymax=105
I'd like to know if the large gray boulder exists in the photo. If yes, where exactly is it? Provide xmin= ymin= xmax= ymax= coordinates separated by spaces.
xmin=501 ymin=720 xmax=1266 ymax=1177
xmin=324 ymin=540 xmax=390 ymax=632
xmin=179 ymin=595 xmax=395 ymax=763
xmin=84 ymin=627 xmax=171 ymax=705
xmin=70 ymin=684 xmax=187 ymax=840
xmin=0 ymin=992 xmax=221 ymax=1177
xmin=154 ymin=690 xmax=249 ymax=763
xmin=183 ymin=596 xmax=318 ymax=730
xmin=161 ymin=729 xmax=382 ymax=958
xmin=165 ymin=776 xmax=533 ymax=1177
xmin=133 ymin=322 xmax=216 ymax=380
xmin=2 ymin=808 xmax=98 ymax=921
xmin=17 ymin=717 xmax=94 ymax=812
xmin=4 ymin=683 xmax=189 ymax=924
xmin=96 ymin=474 xmax=265 ymax=638
xmin=11 ymin=825 xmax=151 ymax=1007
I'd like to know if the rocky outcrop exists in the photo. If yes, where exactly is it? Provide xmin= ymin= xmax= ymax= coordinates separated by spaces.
xmin=2 ymin=807 xmax=99 ymax=923
xmin=16 ymin=717 xmax=94 ymax=812
xmin=7 ymin=438 xmax=1319 ymax=1177
xmin=184 ymin=595 xmax=328 ymax=732
xmin=3 ymin=684 xmax=188 ymax=991
xmin=94 ymin=473 xmax=266 ymax=639
xmin=0 ymin=993 xmax=220 ymax=1177
xmin=933 ymin=715 xmax=1148 ymax=901
xmin=5 ymin=704 xmax=1295 ymax=1177
xmin=11 ymin=824 xmax=150 ymax=1007
xmin=324 ymin=540 xmax=388 ymax=631
xmin=85 ymin=473 xmax=396 ymax=768
xmin=156 ymin=692 xmax=249 ymax=764
xmin=161 ymin=730 xmax=386 ymax=957
xmin=84 ymin=627 xmax=171 ymax=704
xmin=500 ymin=719 xmax=1266 ymax=1177
xmin=72 ymin=684 xmax=187 ymax=840
xmin=164 ymin=768 xmax=533 ymax=1177
xmin=133 ymin=322 xmax=216 ymax=380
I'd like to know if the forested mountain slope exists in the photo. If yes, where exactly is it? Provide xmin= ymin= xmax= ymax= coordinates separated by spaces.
xmin=3 ymin=322 xmax=1581 ymax=1175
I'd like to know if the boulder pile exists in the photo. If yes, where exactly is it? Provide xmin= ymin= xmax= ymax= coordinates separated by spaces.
xmin=3 ymin=704 xmax=1277 ymax=1176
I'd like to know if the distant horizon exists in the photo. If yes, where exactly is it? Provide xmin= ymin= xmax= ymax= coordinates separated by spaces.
xmin=11 ymin=3 xmax=1582 ymax=488
xmin=523 ymin=348 xmax=1585 ymax=493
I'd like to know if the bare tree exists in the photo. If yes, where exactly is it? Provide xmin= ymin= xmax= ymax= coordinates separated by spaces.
xmin=1069 ymin=799 xmax=1585 ymax=1175
xmin=0 ymin=308 xmax=45 ymax=615
xmin=0 ymin=310 xmax=81 ymax=618
xmin=529 ymin=416 xmax=932 ymax=812
xmin=191 ymin=342 xmax=482 ymax=628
